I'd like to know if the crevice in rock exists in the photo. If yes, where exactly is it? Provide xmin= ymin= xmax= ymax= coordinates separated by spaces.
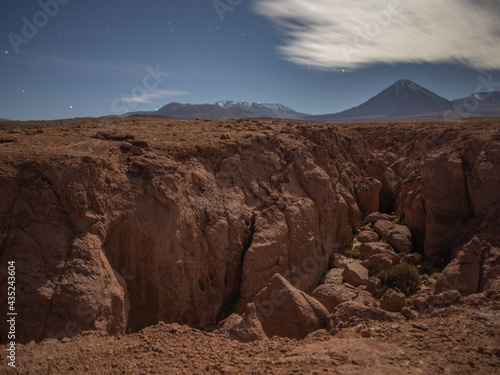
xmin=242 ymin=213 xmax=256 ymax=258
xmin=462 ymin=160 xmax=474 ymax=221
xmin=217 ymin=213 xmax=256 ymax=323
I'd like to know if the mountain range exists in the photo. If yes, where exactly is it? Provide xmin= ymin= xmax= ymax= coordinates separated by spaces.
xmin=123 ymin=79 xmax=499 ymax=122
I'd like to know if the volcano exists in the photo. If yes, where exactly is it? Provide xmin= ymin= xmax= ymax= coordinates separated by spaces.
xmin=310 ymin=79 xmax=453 ymax=121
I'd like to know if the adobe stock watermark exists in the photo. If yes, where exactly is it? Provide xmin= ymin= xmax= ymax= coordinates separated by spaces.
xmin=444 ymin=73 xmax=500 ymax=120
xmin=7 ymin=0 xmax=71 ymax=54
xmin=213 ymin=0 xmax=244 ymax=22
xmin=110 ymin=65 xmax=169 ymax=114
xmin=342 ymin=0 xmax=403 ymax=63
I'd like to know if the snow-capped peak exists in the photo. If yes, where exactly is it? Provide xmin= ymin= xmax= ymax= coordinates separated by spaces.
xmin=215 ymin=101 xmax=301 ymax=118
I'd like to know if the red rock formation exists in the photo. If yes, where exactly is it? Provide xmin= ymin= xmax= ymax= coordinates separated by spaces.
xmin=1 ymin=117 xmax=499 ymax=345
xmin=355 ymin=177 xmax=382 ymax=218
xmin=360 ymin=253 xmax=399 ymax=276
xmin=311 ymin=284 xmax=358 ymax=312
xmin=357 ymin=230 xmax=380 ymax=243
xmin=216 ymin=303 xmax=268 ymax=343
xmin=420 ymin=156 xmax=472 ymax=256
xmin=384 ymin=224 xmax=413 ymax=253
xmin=311 ymin=284 xmax=375 ymax=313
xmin=329 ymin=301 xmax=404 ymax=328
xmin=253 ymin=274 xmax=329 ymax=339
xmin=380 ymin=288 xmax=407 ymax=312
xmin=435 ymin=237 xmax=484 ymax=296
xmin=358 ymin=242 xmax=396 ymax=261
xmin=366 ymin=158 xmax=396 ymax=213
xmin=342 ymin=263 xmax=369 ymax=286
xmin=0 ymin=119 xmax=368 ymax=343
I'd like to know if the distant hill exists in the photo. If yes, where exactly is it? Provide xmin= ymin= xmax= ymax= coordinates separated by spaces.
xmin=119 ymin=80 xmax=500 ymax=121
xmin=155 ymin=103 xmax=259 ymax=120
xmin=451 ymin=91 xmax=500 ymax=117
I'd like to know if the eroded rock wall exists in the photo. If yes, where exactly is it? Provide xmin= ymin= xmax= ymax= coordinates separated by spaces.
xmin=0 ymin=120 xmax=369 ymax=343
xmin=355 ymin=122 xmax=500 ymax=256
xmin=1 ymin=118 xmax=499 ymax=343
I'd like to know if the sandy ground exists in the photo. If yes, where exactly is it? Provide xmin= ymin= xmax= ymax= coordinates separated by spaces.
xmin=0 ymin=296 xmax=498 ymax=374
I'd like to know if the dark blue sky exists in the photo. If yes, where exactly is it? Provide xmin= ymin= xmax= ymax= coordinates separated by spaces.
xmin=1 ymin=0 xmax=499 ymax=120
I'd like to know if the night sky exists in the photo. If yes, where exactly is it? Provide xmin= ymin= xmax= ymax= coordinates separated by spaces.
xmin=1 ymin=0 xmax=499 ymax=120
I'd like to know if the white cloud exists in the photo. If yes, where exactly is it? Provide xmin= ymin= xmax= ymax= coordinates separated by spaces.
xmin=121 ymin=89 xmax=189 ymax=104
xmin=254 ymin=0 xmax=500 ymax=70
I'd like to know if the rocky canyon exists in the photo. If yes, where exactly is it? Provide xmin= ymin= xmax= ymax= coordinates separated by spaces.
xmin=0 ymin=116 xmax=499 ymax=374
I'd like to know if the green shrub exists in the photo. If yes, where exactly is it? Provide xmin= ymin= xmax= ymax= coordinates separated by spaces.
xmin=411 ymin=252 xmax=422 ymax=261
xmin=345 ymin=246 xmax=360 ymax=259
xmin=430 ymin=272 xmax=441 ymax=280
xmin=392 ymin=215 xmax=404 ymax=225
xmin=374 ymin=262 xmax=421 ymax=298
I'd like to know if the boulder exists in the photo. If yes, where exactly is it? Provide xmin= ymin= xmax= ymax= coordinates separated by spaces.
xmin=360 ymin=253 xmax=399 ymax=276
xmin=216 ymin=303 xmax=268 ymax=343
xmin=429 ymin=290 xmax=462 ymax=309
xmin=311 ymin=284 xmax=358 ymax=313
xmin=366 ymin=277 xmax=381 ymax=295
xmin=330 ymin=253 xmax=349 ymax=269
xmin=353 ymin=290 xmax=378 ymax=308
xmin=372 ymin=220 xmax=413 ymax=254
xmin=322 ymin=268 xmax=344 ymax=285
xmin=373 ymin=220 xmax=394 ymax=237
xmin=385 ymin=224 xmax=412 ymax=253
xmin=253 ymin=274 xmax=329 ymax=339
xmin=329 ymin=301 xmax=404 ymax=328
xmin=355 ymin=177 xmax=382 ymax=218
xmin=357 ymin=230 xmax=380 ymax=243
xmin=435 ymin=237 xmax=484 ymax=296
xmin=380 ymin=288 xmax=407 ymax=312
xmin=360 ymin=223 xmax=373 ymax=231
xmin=359 ymin=242 xmax=396 ymax=261
xmin=342 ymin=263 xmax=369 ymax=287
xmin=400 ymin=253 xmax=421 ymax=265
xmin=364 ymin=212 xmax=393 ymax=223
xmin=414 ymin=290 xmax=462 ymax=313
xmin=401 ymin=307 xmax=418 ymax=320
